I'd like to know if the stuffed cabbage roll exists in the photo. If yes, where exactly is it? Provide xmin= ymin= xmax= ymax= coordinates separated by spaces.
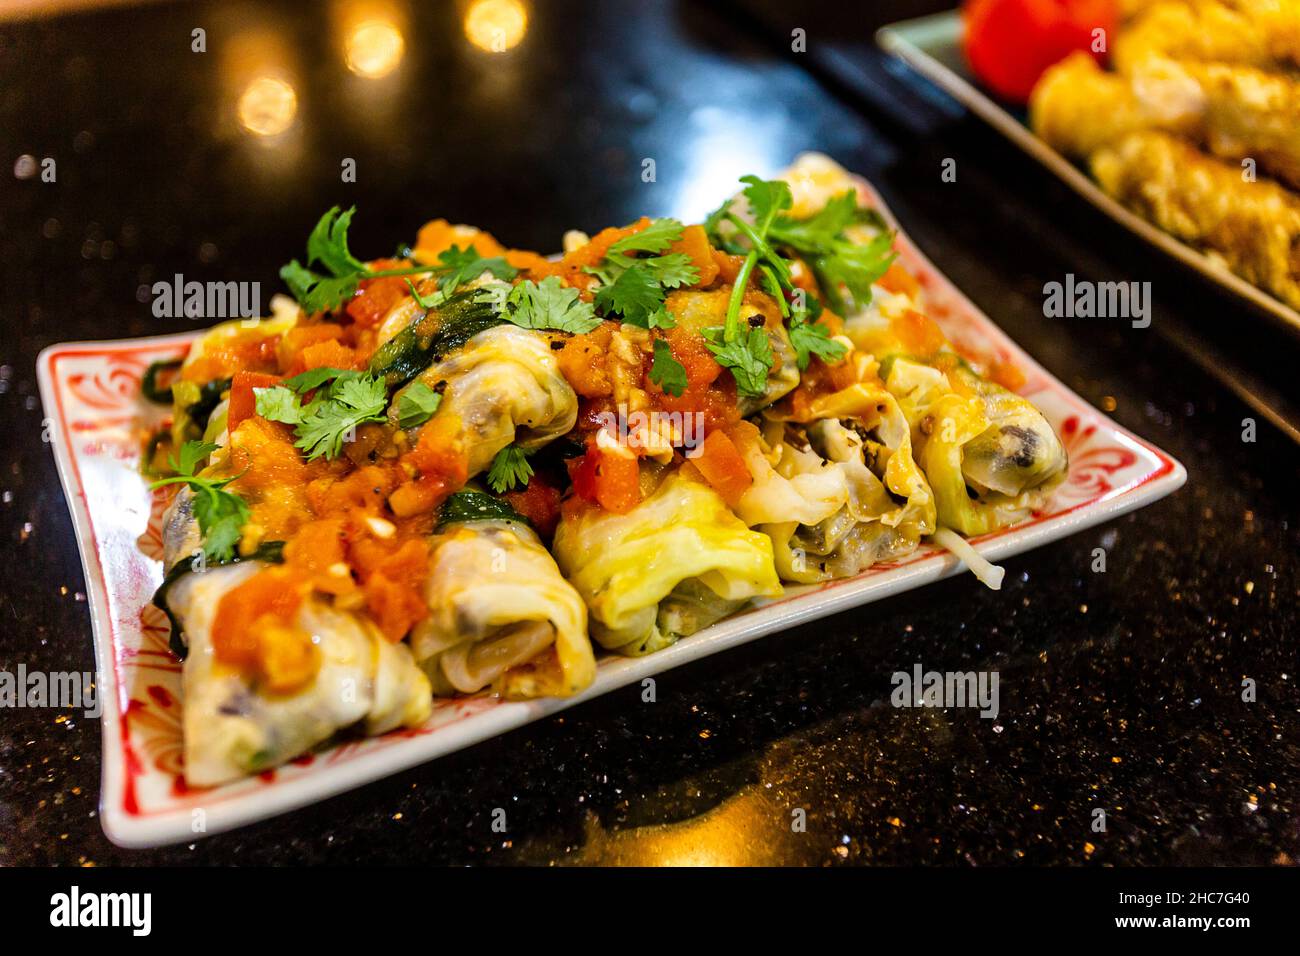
xmin=884 ymin=359 xmax=1067 ymax=537
xmin=390 ymin=323 xmax=578 ymax=477
xmin=552 ymin=470 xmax=782 ymax=655
xmin=734 ymin=406 xmax=935 ymax=583
xmin=158 ymin=488 xmax=432 ymax=786
xmin=412 ymin=498 xmax=595 ymax=698
xmin=164 ymin=560 xmax=432 ymax=786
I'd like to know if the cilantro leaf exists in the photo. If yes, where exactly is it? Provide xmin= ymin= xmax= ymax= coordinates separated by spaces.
xmin=486 ymin=445 xmax=534 ymax=494
xmin=253 ymin=385 xmax=302 ymax=424
xmin=281 ymin=207 xmax=437 ymax=314
xmin=282 ymin=366 xmax=351 ymax=393
xmin=739 ymin=175 xmax=792 ymax=225
xmin=646 ymin=306 xmax=676 ymax=330
xmin=396 ymin=380 xmax=443 ymax=428
xmin=504 ymin=277 xmax=601 ymax=333
xmin=789 ymin=317 xmax=847 ymax=370
xmin=293 ymin=373 xmax=388 ymax=460
xmin=169 ymin=440 xmax=219 ymax=478
xmin=607 ymin=218 xmax=685 ymax=257
xmin=192 ymin=487 xmax=250 ymax=563
xmin=649 ymin=338 xmax=688 ymax=397
xmin=306 ymin=206 xmax=366 ymax=277
xmin=279 ymin=261 xmax=361 ymax=316
xmin=767 ymin=190 xmax=897 ymax=313
xmin=434 ymin=245 xmax=518 ymax=299
xmin=585 ymin=219 xmax=698 ymax=328
xmin=152 ymin=440 xmax=249 ymax=562
xmin=702 ymin=325 xmax=773 ymax=399
xmin=592 ymin=262 xmax=665 ymax=327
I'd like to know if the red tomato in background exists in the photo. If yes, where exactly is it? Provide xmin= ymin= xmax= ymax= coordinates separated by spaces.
xmin=963 ymin=0 xmax=1118 ymax=103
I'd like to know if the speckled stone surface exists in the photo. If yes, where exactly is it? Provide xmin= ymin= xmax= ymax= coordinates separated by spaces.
xmin=0 ymin=0 xmax=1296 ymax=866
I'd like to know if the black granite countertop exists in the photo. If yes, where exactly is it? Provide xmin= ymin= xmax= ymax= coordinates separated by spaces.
xmin=0 ymin=0 xmax=1296 ymax=866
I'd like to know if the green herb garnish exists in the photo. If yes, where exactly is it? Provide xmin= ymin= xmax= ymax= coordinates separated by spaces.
xmin=149 ymin=440 xmax=250 ymax=563
xmin=649 ymin=338 xmax=688 ymax=397
xmin=396 ymin=380 xmax=443 ymax=428
xmin=500 ymin=276 xmax=602 ymax=333
xmin=251 ymin=371 xmax=390 ymax=460
xmin=292 ymin=373 xmax=389 ymax=461
xmin=280 ymin=207 xmax=438 ymax=314
xmin=787 ymin=293 xmax=848 ymax=371
xmin=486 ymin=445 xmax=534 ymax=493
xmin=767 ymin=191 xmax=896 ymax=314
xmin=585 ymin=218 xmax=697 ymax=328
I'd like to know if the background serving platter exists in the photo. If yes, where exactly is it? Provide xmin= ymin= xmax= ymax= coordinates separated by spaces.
xmin=876 ymin=10 xmax=1300 ymax=340
xmin=37 ymin=173 xmax=1185 ymax=848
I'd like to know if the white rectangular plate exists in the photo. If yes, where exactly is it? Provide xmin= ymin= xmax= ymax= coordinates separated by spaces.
xmin=38 ymin=172 xmax=1185 ymax=847
xmin=877 ymin=10 xmax=1300 ymax=338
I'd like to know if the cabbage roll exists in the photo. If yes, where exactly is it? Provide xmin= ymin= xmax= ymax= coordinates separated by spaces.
xmin=392 ymin=324 xmax=578 ymax=476
xmin=412 ymin=506 xmax=595 ymax=698
xmin=736 ymin=406 xmax=935 ymax=583
xmin=552 ymin=471 xmax=782 ymax=655
xmin=884 ymin=360 xmax=1067 ymax=537
xmin=158 ymin=489 xmax=432 ymax=786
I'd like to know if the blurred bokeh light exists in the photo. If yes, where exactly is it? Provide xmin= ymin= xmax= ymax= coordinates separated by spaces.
xmin=463 ymin=0 xmax=528 ymax=53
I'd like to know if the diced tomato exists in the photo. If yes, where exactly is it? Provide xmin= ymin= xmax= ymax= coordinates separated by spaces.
xmin=963 ymin=0 xmax=1117 ymax=104
xmin=663 ymin=324 xmax=721 ymax=390
xmin=556 ymin=324 xmax=616 ymax=398
xmin=503 ymin=475 xmax=563 ymax=537
xmin=256 ymin=623 xmax=320 ymax=694
xmin=346 ymin=274 xmax=409 ymax=329
xmin=667 ymin=225 xmax=718 ymax=287
xmin=306 ymin=465 xmax=397 ymax=516
xmin=891 ymin=309 xmax=948 ymax=358
xmin=710 ymin=249 xmax=747 ymax=286
xmin=391 ymin=414 xmax=469 ymax=517
xmin=182 ymin=333 xmax=281 ymax=384
xmin=283 ymin=518 xmax=354 ymax=595
xmin=569 ymin=440 xmax=640 ymax=514
xmin=877 ymin=262 xmax=921 ymax=300
xmin=227 ymin=370 xmax=283 ymax=433
xmin=363 ymin=573 xmax=427 ymax=642
xmin=211 ymin=567 xmax=305 ymax=670
xmin=691 ymin=429 xmax=752 ymax=506
xmin=288 ymin=339 xmax=360 ymax=376
xmin=414 ymin=220 xmax=506 ymax=262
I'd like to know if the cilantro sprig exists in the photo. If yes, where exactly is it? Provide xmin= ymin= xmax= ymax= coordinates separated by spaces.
xmin=429 ymin=245 xmax=518 ymax=305
xmin=496 ymin=276 xmax=602 ymax=333
xmin=252 ymin=370 xmax=389 ymax=461
xmin=585 ymin=218 xmax=697 ymax=328
xmin=280 ymin=207 xmax=439 ymax=314
xmin=698 ymin=176 xmax=792 ymax=398
xmin=149 ymin=441 xmax=250 ymax=563
xmin=486 ymin=445 xmax=534 ymax=493
xmin=767 ymin=191 xmax=896 ymax=315
xmin=787 ymin=293 xmax=848 ymax=371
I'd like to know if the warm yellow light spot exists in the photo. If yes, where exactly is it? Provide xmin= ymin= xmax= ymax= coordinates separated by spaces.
xmin=346 ymin=19 xmax=405 ymax=77
xmin=238 ymin=76 xmax=298 ymax=137
xmin=464 ymin=0 xmax=528 ymax=53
